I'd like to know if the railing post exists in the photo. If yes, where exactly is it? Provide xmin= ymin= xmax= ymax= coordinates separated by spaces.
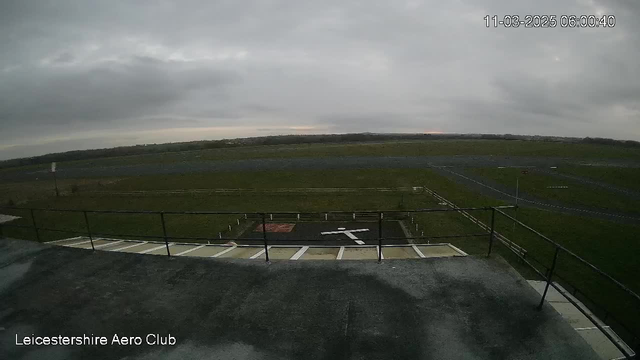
xmin=30 ymin=209 xmax=41 ymax=242
xmin=83 ymin=211 xmax=95 ymax=251
xmin=538 ymin=247 xmax=560 ymax=310
xmin=488 ymin=208 xmax=496 ymax=256
xmin=378 ymin=212 xmax=383 ymax=262
xmin=262 ymin=213 xmax=270 ymax=262
xmin=160 ymin=212 xmax=170 ymax=257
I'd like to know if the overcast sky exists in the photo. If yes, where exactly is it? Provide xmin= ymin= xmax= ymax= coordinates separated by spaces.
xmin=1 ymin=0 xmax=639 ymax=160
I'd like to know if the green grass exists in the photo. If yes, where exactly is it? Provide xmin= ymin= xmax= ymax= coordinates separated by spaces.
xmin=559 ymin=166 xmax=640 ymax=192
xmin=0 ymin=178 xmax=120 ymax=205
xmin=6 ymin=139 xmax=640 ymax=173
xmin=2 ymin=166 xmax=639 ymax=338
xmin=469 ymin=167 xmax=640 ymax=215
xmin=1 ymin=182 xmax=436 ymax=244
xmin=108 ymin=169 xmax=429 ymax=191
xmin=0 ymin=168 xmax=483 ymax=245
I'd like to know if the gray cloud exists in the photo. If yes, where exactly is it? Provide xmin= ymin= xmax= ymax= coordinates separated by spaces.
xmin=0 ymin=56 xmax=240 ymax=138
xmin=0 ymin=0 xmax=639 ymax=159
xmin=50 ymin=52 xmax=75 ymax=64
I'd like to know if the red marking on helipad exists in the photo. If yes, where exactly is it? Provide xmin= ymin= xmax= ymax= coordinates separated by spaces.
xmin=255 ymin=223 xmax=296 ymax=233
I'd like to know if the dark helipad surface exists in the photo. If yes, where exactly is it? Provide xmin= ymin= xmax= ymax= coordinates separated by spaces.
xmin=0 ymin=238 xmax=599 ymax=360
xmin=238 ymin=220 xmax=407 ymax=245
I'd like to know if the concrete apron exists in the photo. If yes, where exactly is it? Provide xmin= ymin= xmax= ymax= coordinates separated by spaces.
xmin=52 ymin=237 xmax=468 ymax=260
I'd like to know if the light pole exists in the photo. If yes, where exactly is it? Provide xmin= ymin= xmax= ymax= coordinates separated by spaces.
xmin=512 ymin=176 xmax=519 ymax=233
xmin=513 ymin=170 xmax=527 ymax=233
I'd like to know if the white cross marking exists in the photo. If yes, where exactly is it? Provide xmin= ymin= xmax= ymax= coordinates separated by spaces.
xmin=321 ymin=228 xmax=370 ymax=245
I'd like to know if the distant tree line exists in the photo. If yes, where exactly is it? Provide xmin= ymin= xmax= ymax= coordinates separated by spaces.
xmin=580 ymin=137 xmax=640 ymax=147
xmin=1 ymin=133 xmax=638 ymax=169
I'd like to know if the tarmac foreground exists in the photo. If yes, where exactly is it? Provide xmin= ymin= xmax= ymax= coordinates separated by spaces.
xmin=0 ymin=238 xmax=600 ymax=360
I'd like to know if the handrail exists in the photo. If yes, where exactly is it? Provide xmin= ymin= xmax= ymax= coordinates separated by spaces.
xmin=494 ymin=207 xmax=640 ymax=305
xmin=0 ymin=205 xmax=515 ymax=214
xmin=0 ymin=203 xmax=636 ymax=357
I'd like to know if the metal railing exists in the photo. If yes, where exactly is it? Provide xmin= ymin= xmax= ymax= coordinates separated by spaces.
xmin=0 ymin=205 xmax=509 ymax=262
xmin=0 ymin=204 xmax=637 ymax=358
xmin=491 ymin=208 xmax=638 ymax=359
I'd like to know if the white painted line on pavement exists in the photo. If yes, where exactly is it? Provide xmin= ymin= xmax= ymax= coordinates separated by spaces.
xmin=412 ymin=245 xmax=426 ymax=258
xmin=211 ymin=246 xmax=236 ymax=258
xmin=46 ymin=236 xmax=83 ymax=244
xmin=175 ymin=245 xmax=204 ymax=256
xmin=111 ymin=242 xmax=147 ymax=252
xmin=291 ymin=246 xmax=309 ymax=260
xmin=65 ymin=240 xmax=92 ymax=247
xmin=574 ymin=326 xmax=610 ymax=331
xmin=250 ymin=246 xmax=271 ymax=259
xmin=95 ymin=240 xmax=124 ymax=249
xmin=139 ymin=244 xmax=172 ymax=254
xmin=448 ymin=244 xmax=468 ymax=256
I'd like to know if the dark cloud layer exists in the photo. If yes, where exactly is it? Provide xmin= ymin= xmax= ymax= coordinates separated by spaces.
xmin=0 ymin=0 xmax=639 ymax=159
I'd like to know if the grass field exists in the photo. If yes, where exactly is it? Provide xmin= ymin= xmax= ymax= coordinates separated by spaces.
xmin=3 ymin=168 xmax=638 ymax=291
xmin=0 ymin=193 xmax=422 ymax=243
xmin=1 ymin=169 xmax=485 ymax=244
xmin=4 ymin=139 xmax=640 ymax=173
xmin=558 ymin=166 xmax=640 ymax=192
xmin=469 ymin=167 xmax=640 ymax=215
xmin=108 ymin=169 xmax=429 ymax=191
xmin=0 ymin=178 xmax=120 ymax=205
xmin=1 ymin=141 xmax=640 ymax=341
